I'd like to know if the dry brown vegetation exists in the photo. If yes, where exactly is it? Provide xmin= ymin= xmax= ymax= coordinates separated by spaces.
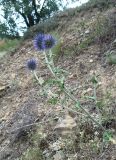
xmin=0 ymin=1 xmax=116 ymax=160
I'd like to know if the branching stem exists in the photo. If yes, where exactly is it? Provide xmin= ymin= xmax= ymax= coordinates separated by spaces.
xmin=43 ymin=50 xmax=105 ymax=131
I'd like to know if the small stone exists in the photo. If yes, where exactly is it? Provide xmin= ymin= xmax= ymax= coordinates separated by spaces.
xmin=43 ymin=149 xmax=49 ymax=155
xmin=68 ymin=74 xmax=77 ymax=79
xmin=86 ymin=88 xmax=93 ymax=92
xmin=98 ymin=82 xmax=102 ymax=85
xmin=49 ymin=140 xmax=62 ymax=151
xmin=80 ymin=33 xmax=84 ymax=36
xmin=82 ymin=88 xmax=92 ymax=95
xmin=43 ymin=151 xmax=51 ymax=158
xmin=54 ymin=114 xmax=77 ymax=133
xmin=94 ymin=131 xmax=99 ymax=135
xmin=89 ymin=59 xmax=93 ymax=63
xmin=53 ymin=151 xmax=65 ymax=160
xmin=85 ymin=30 xmax=90 ymax=34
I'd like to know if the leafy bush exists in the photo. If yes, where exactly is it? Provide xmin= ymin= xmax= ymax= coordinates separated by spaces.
xmin=23 ymin=19 xmax=59 ymax=39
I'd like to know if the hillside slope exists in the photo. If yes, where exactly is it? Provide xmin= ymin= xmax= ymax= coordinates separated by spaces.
xmin=0 ymin=4 xmax=116 ymax=160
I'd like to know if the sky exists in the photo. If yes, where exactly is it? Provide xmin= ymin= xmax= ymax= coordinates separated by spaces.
xmin=0 ymin=0 xmax=89 ymax=35
xmin=64 ymin=0 xmax=89 ymax=8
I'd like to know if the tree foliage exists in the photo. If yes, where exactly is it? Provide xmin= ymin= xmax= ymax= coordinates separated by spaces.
xmin=0 ymin=19 xmax=19 ymax=39
xmin=0 ymin=0 xmax=77 ymax=37
xmin=0 ymin=0 xmax=59 ymax=37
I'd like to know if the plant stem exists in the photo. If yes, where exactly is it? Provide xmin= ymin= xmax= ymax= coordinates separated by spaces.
xmin=93 ymin=84 xmax=97 ymax=102
xmin=43 ymin=51 xmax=105 ymax=131
xmin=49 ymin=49 xmax=55 ymax=68
xmin=93 ymin=83 xmax=102 ymax=123
xmin=63 ymin=87 xmax=105 ymax=131
xmin=33 ymin=71 xmax=40 ymax=82
xmin=33 ymin=71 xmax=46 ymax=96
xmin=43 ymin=51 xmax=56 ymax=76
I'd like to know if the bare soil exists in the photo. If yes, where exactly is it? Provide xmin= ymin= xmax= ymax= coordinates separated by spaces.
xmin=0 ymin=7 xmax=116 ymax=160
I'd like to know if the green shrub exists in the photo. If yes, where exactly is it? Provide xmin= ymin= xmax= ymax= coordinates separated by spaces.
xmin=21 ymin=148 xmax=45 ymax=160
xmin=23 ymin=19 xmax=59 ymax=39
xmin=78 ymin=35 xmax=94 ymax=50
xmin=107 ymin=53 xmax=116 ymax=65
xmin=0 ymin=39 xmax=20 ymax=52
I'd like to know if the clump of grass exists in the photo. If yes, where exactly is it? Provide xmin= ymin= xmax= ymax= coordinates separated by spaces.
xmin=62 ymin=11 xmax=116 ymax=56
xmin=20 ymin=148 xmax=45 ymax=160
xmin=0 ymin=38 xmax=20 ymax=52
xmin=23 ymin=19 xmax=59 ymax=39
xmin=76 ymin=12 xmax=116 ymax=53
xmin=78 ymin=35 xmax=94 ymax=50
xmin=76 ymin=0 xmax=116 ymax=12
xmin=107 ymin=53 xmax=116 ymax=65
xmin=88 ymin=0 xmax=116 ymax=10
xmin=52 ymin=39 xmax=63 ymax=60
xmin=20 ymin=127 xmax=47 ymax=160
xmin=93 ymin=13 xmax=116 ymax=50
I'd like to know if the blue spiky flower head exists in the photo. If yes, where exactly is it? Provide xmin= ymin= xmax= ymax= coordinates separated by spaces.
xmin=27 ymin=59 xmax=37 ymax=71
xmin=33 ymin=33 xmax=45 ymax=51
xmin=42 ymin=34 xmax=56 ymax=50
xmin=33 ymin=33 xmax=56 ymax=51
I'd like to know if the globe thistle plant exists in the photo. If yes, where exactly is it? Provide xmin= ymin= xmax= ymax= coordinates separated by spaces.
xmin=27 ymin=59 xmax=37 ymax=71
xmin=33 ymin=33 xmax=56 ymax=51
xmin=42 ymin=34 xmax=56 ymax=50
xmin=27 ymin=33 xmax=108 ymax=137
xmin=33 ymin=33 xmax=45 ymax=51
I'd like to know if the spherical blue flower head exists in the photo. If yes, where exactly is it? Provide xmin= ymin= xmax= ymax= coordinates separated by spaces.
xmin=33 ymin=33 xmax=45 ymax=51
xmin=27 ymin=59 xmax=37 ymax=71
xmin=42 ymin=34 xmax=56 ymax=50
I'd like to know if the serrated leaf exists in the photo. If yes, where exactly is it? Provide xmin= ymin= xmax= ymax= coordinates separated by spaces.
xmin=75 ymin=102 xmax=81 ymax=109
xmin=109 ymin=138 xmax=116 ymax=144
xmin=54 ymin=67 xmax=68 ymax=74
xmin=84 ymin=96 xmax=96 ymax=100
xmin=38 ymin=77 xmax=44 ymax=85
xmin=103 ymin=131 xmax=113 ymax=142
xmin=91 ymin=76 xmax=98 ymax=84
xmin=48 ymin=97 xmax=58 ymax=105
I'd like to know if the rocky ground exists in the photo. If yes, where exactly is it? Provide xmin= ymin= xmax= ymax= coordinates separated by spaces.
xmin=0 ymin=5 xmax=116 ymax=160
